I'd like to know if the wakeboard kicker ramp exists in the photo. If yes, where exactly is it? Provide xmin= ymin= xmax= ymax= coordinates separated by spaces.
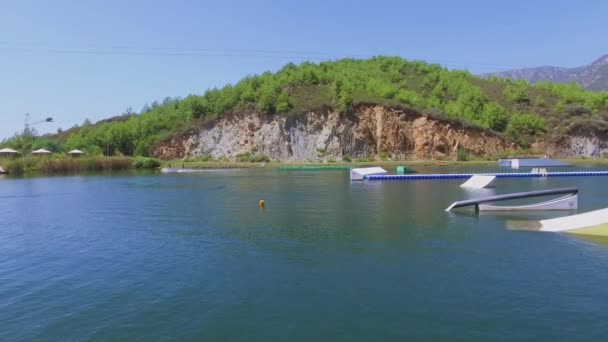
xmin=537 ymin=208 xmax=608 ymax=236
xmin=161 ymin=168 xmax=237 ymax=173
xmin=350 ymin=167 xmax=387 ymax=181
xmin=445 ymin=187 xmax=579 ymax=212
xmin=460 ymin=175 xmax=496 ymax=189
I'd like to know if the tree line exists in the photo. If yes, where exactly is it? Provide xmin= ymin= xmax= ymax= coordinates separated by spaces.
xmin=4 ymin=56 xmax=608 ymax=155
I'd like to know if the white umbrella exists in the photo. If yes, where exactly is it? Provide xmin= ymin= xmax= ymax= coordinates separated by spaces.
xmin=32 ymin=148 xmax=52 ymax=154
xmin=0 ymin=148 xmax=19 ymax=154
xmin=68 ymin=149 xmax=84 ymax=154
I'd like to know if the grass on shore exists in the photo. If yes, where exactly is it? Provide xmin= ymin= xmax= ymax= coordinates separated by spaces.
xmin=0 ymin=156 xmax=161 ymax=175
xmin=3 ymin=154 xmax=606 ymax=175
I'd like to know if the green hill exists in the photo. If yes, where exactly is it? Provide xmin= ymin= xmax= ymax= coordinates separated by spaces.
xmin=5 ymin=56 xmax=608 ymax=156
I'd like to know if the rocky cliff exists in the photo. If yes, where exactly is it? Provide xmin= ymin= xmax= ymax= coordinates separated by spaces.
xmin=546 ymin=135 xmax=608 ymax=158
xmin=152 ymin=105 xmax=514 ymax=161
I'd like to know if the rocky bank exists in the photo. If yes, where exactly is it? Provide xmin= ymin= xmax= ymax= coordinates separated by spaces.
xmin=547 ymin=135 xmax=608 ymax=158
xmin=153 ymin=105 xmax=516 ymax=161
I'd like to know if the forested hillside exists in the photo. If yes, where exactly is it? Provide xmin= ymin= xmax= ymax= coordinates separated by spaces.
xmin=5 ymin=57 xmax=608 ymax=156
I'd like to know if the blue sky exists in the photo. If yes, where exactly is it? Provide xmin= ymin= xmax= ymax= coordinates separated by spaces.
xmin=1 ymin=0 xmax=606 ymax=139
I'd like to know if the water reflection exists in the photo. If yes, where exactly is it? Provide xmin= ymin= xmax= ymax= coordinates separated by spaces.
xmin=4 ymin=168 xmax=608 ymax=341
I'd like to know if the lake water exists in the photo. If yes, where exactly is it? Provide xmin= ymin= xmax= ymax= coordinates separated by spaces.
xmin=2 ymin=166 xmax=608 ymax=341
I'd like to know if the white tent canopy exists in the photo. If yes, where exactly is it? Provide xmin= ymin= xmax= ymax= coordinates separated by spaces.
xmin=0 ymin=148 xmax=19 ymax=154
xmin=68 ymin=149 xmax=84 ymax=154
xmin=32 ymin=148 xmax=52 ymax=154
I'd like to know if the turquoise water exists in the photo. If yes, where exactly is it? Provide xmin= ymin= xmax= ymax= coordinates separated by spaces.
xmin=2 ymin=167 xmax=608 ymax=341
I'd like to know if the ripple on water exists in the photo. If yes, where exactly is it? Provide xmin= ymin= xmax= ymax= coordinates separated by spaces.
xmin=2 ymin=169 xmax=608 ymax=341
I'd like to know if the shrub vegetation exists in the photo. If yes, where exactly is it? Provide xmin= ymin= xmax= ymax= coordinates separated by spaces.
xmin=3 ymin=57 xmax=608 ymax=156
xmin=1 ymin=156 xmax=160 ymax=175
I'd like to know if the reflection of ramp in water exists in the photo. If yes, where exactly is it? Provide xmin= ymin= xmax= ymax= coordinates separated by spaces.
xmin=481 ymin=211 xmax=568 ymax=221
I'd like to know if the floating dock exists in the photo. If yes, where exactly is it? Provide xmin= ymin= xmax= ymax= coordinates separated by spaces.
xmin=365 ymin=171 xmax=608 ymax=181
xmin=499 ymin=158 xmax=571 ymax=168
xmin=278 ymin=165 xmax=351 ymax=171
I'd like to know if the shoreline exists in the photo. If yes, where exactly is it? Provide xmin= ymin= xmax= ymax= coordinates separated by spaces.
xmin=0 ymin=156 xmax=161 ymax=176
xmin=162 ymin=158 xmax=608 ymax=170
xmin=2 ymin=157 xmax=607 ymax=177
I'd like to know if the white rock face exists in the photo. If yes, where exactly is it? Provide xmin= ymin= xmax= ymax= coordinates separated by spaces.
xmin=184 ymin=112 xmax=338 ymax=161
xmin=569 ymin=136 xmax=605 ymax=157
xmin=153 ymin=106 xmax=513 ymax=161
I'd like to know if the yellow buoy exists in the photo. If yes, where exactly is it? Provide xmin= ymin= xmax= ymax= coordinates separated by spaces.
xmin=259 ymin=200 xmax=265 ymax=208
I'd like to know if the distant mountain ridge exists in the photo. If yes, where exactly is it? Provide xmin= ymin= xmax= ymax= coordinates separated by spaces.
xmin=487 ymin=54 xmax=608 ymax=91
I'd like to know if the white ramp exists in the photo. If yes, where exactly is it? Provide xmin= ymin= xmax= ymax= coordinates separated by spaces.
xmin=161 ymin=168 xmax=236 ymax=173
xmin=479 ymin=194 xmax=577 ymax=211
xmin=350 ymin=167 xmax=387 ymax=181
xmin=539 ymin=207 xmax=608 ymax=233
xmin=460 ymin=175 xmax=496 ymax=189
